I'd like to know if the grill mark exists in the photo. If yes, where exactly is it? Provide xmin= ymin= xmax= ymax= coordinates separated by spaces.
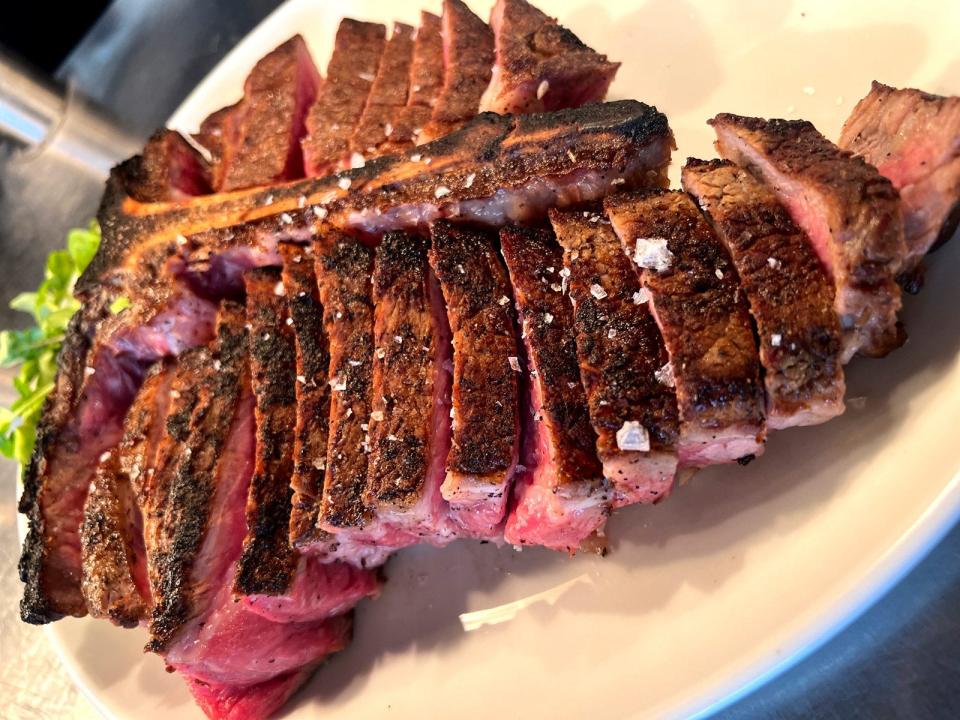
xmin=234 ymin=268 xmax=299 ymax=596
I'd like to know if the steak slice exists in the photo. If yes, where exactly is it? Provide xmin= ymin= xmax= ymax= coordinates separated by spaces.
xmin=79 ymin=361 xmax=175 ymax=626
xmin=302 ymin=20 xmax=386 ymax=177
xmin=312 ymin=234 xmax=376 ymax=533
xmin=193 ymin=102 xmax=241 ymax=191
xmin=363 ymin=232 xmax=454 ymax=544
xmin=839 ymin=81 xmax=960 ymax=276
xmin=499 ymin=226 xmax=607 ymax=552
xmin=385 ymin=11 xmax=443 ymax=151
xmin=682 ymin=159 xmax=846 ymax=429
xmin=122 ymin=129 xmax=212 ymax=201
xmin=419 ymin=0 xmax=494 ymax=143
xmin=146 ymin=303 xmax=251 ymax=652
xmin=218 ymin=35 xmax=323 ymax=191
xmin=710 ymin=113 xmax=906 ymax=360
xmin=87 ymin=100 xmax=673 ymax=290
xmin=278 ymin=243 xmax=331 ymax=549
xmin=350 ymin=23 xmax=416 ymax=160
xmin=549 ymin=209 xmax=679 ymax=502
xmin=480 ymin=0 xmax=619 ymax=115
xmin=605 ymin=190 xmax=766 ymax=467
xmin=234 ymin=268 xmax=299 ymax=597
xmin=429 ymin=220 xmax=519 ymax=537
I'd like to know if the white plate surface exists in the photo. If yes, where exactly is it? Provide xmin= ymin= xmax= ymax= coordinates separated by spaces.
xmin=45 ymin=1 xmax=960 ymax=718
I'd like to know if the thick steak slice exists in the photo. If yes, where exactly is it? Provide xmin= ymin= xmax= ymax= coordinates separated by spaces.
xmin=549 ymin=209 xmax=679 ymax=502
xmin=312 ymin=234 xmax=376 ymax=532
xmin=278 ymin=243 xmax=331 ymax=549
xmin=185 ymin=668 xmax=318 ymax=720
xmin=364 ymin=232 xmax=454 ymax=544
xmin=839 ymin=81 xmax=960 ymax=277
xmin=429 ymin=220 xmax=519 ymax=537
xmin=480 ymin=0 xmax=619 ymax=115
xmin=87 ymin=100 xmax=673 ymax=291
xmin=385 ymin=11 xmax=443 ymax=151
xmin=605 ymin=190 xmax=766 ymax=467
xmin=80 ymin=361 xmax=175 ymax=626
xmin=302 ymin=20 xmax=386 ymax=177
xmin=419 ymin=0 xmax=494 ymax=143
xmin=710 ymin=113 xmax=906 ymax=360
xmin=682 ymin=159 xmax=846 ymax=429
xmin=350 ymin=23 xmax=416 ymax=161
xmin=234 ymin=268 xmax=299 ymax=596
xmin=123 ymin=130 xmax=212 ymax=201
xmin=499 ymin=226 xmax=607 ymax=552
xmin=146 ymin=303 xmax=251 ymax=652
xmin=218 ymin=35 xmax=323 ymax=191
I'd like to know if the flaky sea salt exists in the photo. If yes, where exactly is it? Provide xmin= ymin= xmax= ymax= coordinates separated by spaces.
xmin=616 ymin=421 xmax=650 ymax=452
xmin=371 ymin=410 xmax=385 ymax=422
xmin=349 ymin=152 xmax=366 ymax=169
xmin=338 ymin=176 xmax=352 ymax=190
xmin=273 ymin=281 xmax=284 ymax=296
xmin=633 ymin=288 xmax=650 ymax=305
xmin=508 ymin=356 xmax=521 ymax=372
xmin=715 ymin=268 xmax=724 ymax=279
xmin=498 ymin=295 xmax=510 ymax=306
xmin=544 ymin=312 xmax=554 ymax=324
xmin=634 ymin=237 xmax=674 ymax=272
xmin=590 ymin=283 xmax=608 ymax=300
xmin=464 ymin=172 xmax=476 ymax=189
xmin=313 ymin=206 xmax=328 ymax=220
xmin=771 ymin=333 xmax=782 ymax=347
xmin=767 ymin=257 xmax=780 ymax=269
xmin=435 ymin=185 xmax=451 ymax=198
xmin=330 ymin=376 xmax=347 ymax=392
xmin=536 ymin=79 xmax=550 ymax=99
xmin=655 ymin=362 xmax=675 ymax=387
xmin=279 ymin=212 xmax=293 ymax=225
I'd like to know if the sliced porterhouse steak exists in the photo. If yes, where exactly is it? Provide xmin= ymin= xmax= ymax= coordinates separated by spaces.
xmin=89 ymin=100 xmax=673 ymax=291
xmin=480 ymin=0 xmax=619 ymax=115
xmin=234 ymin=268 xmax=299 ymax=596
xmin=363 ymin=232 xmax=454 ymax=544
xmin=548 ymin=209 xmax=679 ymax=503
xmin=710 ymin=113 xmax=906 ymax=361
xmin=122 ymin=129 xmax=212 ymax=202
xmin=193 ymin=102 xmax=240 ymax=191
xmin=429 ymin=220 xmax=519 ymax=538
xmin=682 ymin=159 xmax=846 ymax=429
xmin=351 ymin=23 xmax=416 ymax=160
xmin=385 ymin=11 xmax=443 ymax=151
xmin=499 ymin=226 xmax=607 ymax=553
xmin=605 ymin=190 xmax=766 ymax=468
xmin=839 ymin=81 xmax=960 ymax=277
xmin=145 ymin=303 xmax=250 ymax=652
xmin=216 ymin=35 xmax=322 ymax=191
xmin=302 ymin=19 xmax=386 ymax=177
xmin=419 ymin=0 xmax=495 ymax=143
xmin=278 ymin=242 xmax=331 ymax=550
xmin=80 ymin=361 xmax=175 ymax=627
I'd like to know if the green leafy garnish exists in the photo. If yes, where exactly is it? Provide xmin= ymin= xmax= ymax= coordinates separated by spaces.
xmin=0 ymin=221 xmax=101 ymax=465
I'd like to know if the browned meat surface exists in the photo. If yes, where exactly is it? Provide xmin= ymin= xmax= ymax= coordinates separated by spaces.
xmin=192 ymin=102 xmax=240 ymax=190
xmin=419 ymin=0 xmax=494 ymax=143
xmin=605 ymin=190 xmax=766 ymax=468
xmin=499 ymin=226 xmax=607 ymax=552
xmin=312 ymin=233 xmax=375 ymax=531
xmin=80 ymin=362 xmax=175 ymax=627
xmin=351 ymin=23 xmax=416 ymax=160
xmin=710 ymin=113 xmax=906 ymax=360
xmin=121 ymin=129 xmax=212 ymax=202
xmin=302 ymin=20 xmax=386 ymax=176
xmin=549 ymin=209 xmax=679 ymax=502
xmin=364 ymin=232 xmax=453 ymax=543
xmin=234 ymin=268 xmax=299 ymax=596
xmin=278 ymin=243 xmax=332 ymax=549
xmin=428 ymin=220 xmax=519 ymax=537
xmin=480 ymin=0 xmax=619 ymax=115
xmin=146 ymin=304 xmax=250 ymax=652
xmin=682 ymin=159 xmax=846 ymax=429
xmin=839 ymin=81 xmax=960 ymax=278
xmin=216 ymin=35 xmax=323 ymax=191
xmin=386 ymin=11 xmax=443 ymax=151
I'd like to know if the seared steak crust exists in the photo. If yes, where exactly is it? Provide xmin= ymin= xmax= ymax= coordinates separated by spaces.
xmin=234 ymin=268 xmax=299 ymax=596
xmin=313 ymin=234 xmax=375 ymax=530
xmin=682 ymin=159 xmax=845 ymax=428
xmin=420 ymin=0 xmax=495 ymax=142
xmin=302 ymin=20 xmax=386 ymax=176
xmin=279 ymin=243 xmax=332 ymax=549
xmin=549 ymin=209 xmax=679 ymax=502
xmin=147 ymin=304 xmax=248 ymax=653
xmin=710 ymin=113 xmax=905 ymax=359
xmin=386 ymin=12 xmax=443 ymax=150
xmin=121 ymin=130 xmax=212 ymax=202
xmin=498 ymin=226 xmax=601 ymax=485
xmin=605 ymin=190 xmax=766 ymax=467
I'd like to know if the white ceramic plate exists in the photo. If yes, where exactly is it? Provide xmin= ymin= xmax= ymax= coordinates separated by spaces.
xmin=42 ymin=1 xmax=960 ymax=718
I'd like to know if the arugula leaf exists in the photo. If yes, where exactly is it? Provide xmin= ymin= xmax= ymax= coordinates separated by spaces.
xmin=0 ymin=221 xmax=100 ymax=466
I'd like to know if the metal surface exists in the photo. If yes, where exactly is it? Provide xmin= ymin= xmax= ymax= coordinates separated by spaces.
xmin=0 ymin=1 xmax=958 ymax=718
